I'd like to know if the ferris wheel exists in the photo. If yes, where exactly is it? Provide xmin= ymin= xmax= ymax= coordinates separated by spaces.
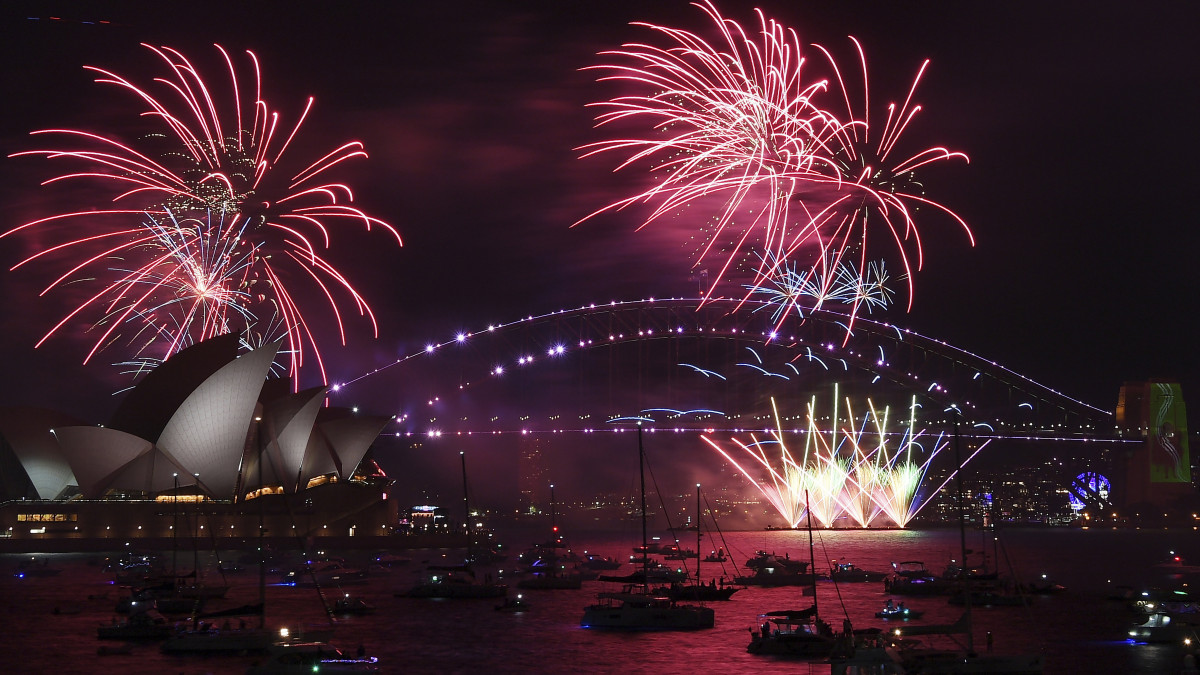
xmin=1068 ymin=471 xmax=1111 ymax=512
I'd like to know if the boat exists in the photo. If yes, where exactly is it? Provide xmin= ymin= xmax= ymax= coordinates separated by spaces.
xmin=405 ymin=565 xmax=508 ymax=599
xmin=658 ymin=485 xmax=740 ymax=602
xmin=622 ymin=556 xmax=688 ymax=582
xmin=582 ymin=585 xmax=715 ymax=630
xmin=747 ymin=607 xmax=840 ymax=657
xmin=745 ymin=550 xmax=808 ymax=573
xmin=632 ymin=538 xmax=667 ymax=555
xmin=1020 ymin=574 xmax=1065 ymax=595
xmin=746 ymin=490 xmax=840 ymax=658
xmin=372 ymin=553 xmax=412 ymax=568
xmin=581 ymin=554 xmax=622 ymax=571
xmin=516 ymin=485 xmax=584 ymax=590
xmin=282 ymin=559 xmax=369 ymax=587
xmin=885 ymin=561 xmax=952 ymax=596
xmin=890 ymin=415 xmax=1044 ymax=673
xmin=874 ymin=600 xmax=924 ymax=620
xmin=735 ymin=565 xmax=816 ymax=587
xmin=1152 ymin=551 xmax=1200 ymax=575
xmin=14 ymin=557 xmax=63 ymax=577
xmin=161 ymin=623 xmax=278 ymax=654
xmin=662 ymin=544 xmax=698 ymax=560
xmin=703 ymin=548 xmax=727 ymax=563
xmin=829 ymin=561 xmax=888 ymax=583
xmin=402 ymin=453 xmax=509 ymax=599
xmin=332 ymin=594 xmax=376 ymax=615
xmin=580 ymin=422 xmax=714 ymax=631
xmin=517 ymin=562 xmax=583 ymax=589
xmin=657 ymin=579 xmax=739 ymax=602
xmin=1128 ymin=611 xmax=1200 ymax=643
xmin=495 ymin=593 xmax=530 ymax=613
xmin=246 ymin=641 xmax=380 ymax=674
xmin=164 ymin=450 xmax=334 ymax=654
xmin=941 ymin=560 xmax=1000 ymax=582
xmin=829 ymin=630 xmax=907 ymax=675
xmin=98 ymin=607 xmax=172 ymax=640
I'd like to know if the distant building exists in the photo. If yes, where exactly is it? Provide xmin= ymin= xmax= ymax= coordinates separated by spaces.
xmin=1115 ymin=381 xmax=1193 ymax=513
xmin=517 ymin=434 xmax=547 ymax=514
xmin=0 ymin=334 xmax=398 ymax=547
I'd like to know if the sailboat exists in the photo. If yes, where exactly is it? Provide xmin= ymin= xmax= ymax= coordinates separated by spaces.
xmin=890 ymin=411 xmax=1044 ymax=674
xmin=580 ymin=423 xmax=715 ymax=630
xmin=661 ymin=484 xmax=739 ymax=602
xmin=162 ymin=460 xmax=294 ymax=653
xmin=747 ymin=490 xmax=839 ymax=657
xmin=517 ymin=484 xmax=583 ymax=590
xmin=404 ymin=452 xmax=508 ymax=599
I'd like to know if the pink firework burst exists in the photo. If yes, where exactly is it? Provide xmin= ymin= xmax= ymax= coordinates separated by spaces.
xmin=579 ymin=2 xmax=970 ymax=325
xmin=4 ymin=43 xmax=402 ymax=384
xmin=803 ymin=36 xmax=972 ymax=316
xmin=576 ymin=0 xmax=842 ymax=296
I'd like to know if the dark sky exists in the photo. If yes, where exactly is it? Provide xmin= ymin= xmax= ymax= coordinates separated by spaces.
xmin=0 ymin=2 xmax=1197 ymax=501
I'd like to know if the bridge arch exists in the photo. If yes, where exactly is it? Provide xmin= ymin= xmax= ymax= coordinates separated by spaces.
xmin=335 ymin=297 xmax=1114 ymax=438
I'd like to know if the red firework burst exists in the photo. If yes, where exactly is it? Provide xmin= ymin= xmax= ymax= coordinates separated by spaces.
xmin=4 ymin=43 xmax=401 ymax=384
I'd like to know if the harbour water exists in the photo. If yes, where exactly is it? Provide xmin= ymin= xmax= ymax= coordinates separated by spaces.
xmin=1 ymin=526 xmax=1196 ymax=674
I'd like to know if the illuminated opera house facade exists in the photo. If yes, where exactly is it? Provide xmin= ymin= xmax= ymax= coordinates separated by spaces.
xmin=0 ymin=334 xmax=399 ymax=550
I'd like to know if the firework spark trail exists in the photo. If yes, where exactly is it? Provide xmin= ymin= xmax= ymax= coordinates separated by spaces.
xmin=747 ymin=250 xmax=892 ymax=329
xmin=703 ymin=394 xmax=960 ymax=528
xmin=577 ymin=0 xmax=843 ymax=297
xmin=26 ymin=208 xmax=259 ymax=364
xmin=580 ymin=2 xmax=970 ymax=330
xmin=807 ymin=36 xmax=971 ymax=318
xmin=3 ymin=43 xmax=401 ymax=380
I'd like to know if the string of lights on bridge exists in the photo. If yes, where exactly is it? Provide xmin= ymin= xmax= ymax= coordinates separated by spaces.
xmin=326 ymin=297 xmax=1116 ymax=439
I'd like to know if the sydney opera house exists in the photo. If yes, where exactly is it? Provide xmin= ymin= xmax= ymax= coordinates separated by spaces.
xmin=0 ymin=334 xmax=401 ymax=551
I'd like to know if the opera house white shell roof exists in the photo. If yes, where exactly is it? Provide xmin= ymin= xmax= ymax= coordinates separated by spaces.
xmin=0 ymin=337 xmax=391 ymax=501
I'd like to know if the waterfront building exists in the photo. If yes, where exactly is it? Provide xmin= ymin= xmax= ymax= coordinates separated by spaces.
xmin=0 ymin=334 xmax=403 ymax=551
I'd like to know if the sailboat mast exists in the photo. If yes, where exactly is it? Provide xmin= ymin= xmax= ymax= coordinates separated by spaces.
xmin=172 ymin=473 xmax=179 ymax=579
xmin=257 ymin=432 xmax=266 ymax=629
xmin=952 ymin=411 xmax=974 ymax=653
xmin=461 ymin=452 xmax=471 ymax=560
xmin=696 ymin=484 xmax=701 ymax=582
xmin=638 ymin=423 xmax=648 ymax=594
xmin=805 ymin=490 xmax=818 ymax=620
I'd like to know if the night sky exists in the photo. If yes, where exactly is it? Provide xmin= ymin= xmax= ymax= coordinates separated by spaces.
xmin=0 ymin=2 xmax=1196 ymax=501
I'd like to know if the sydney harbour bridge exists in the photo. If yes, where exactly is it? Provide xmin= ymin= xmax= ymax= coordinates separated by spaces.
xmin=330 ymin=297 xmax=1145 ymax=521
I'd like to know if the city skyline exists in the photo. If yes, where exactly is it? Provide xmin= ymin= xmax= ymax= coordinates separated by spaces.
xmin=0 ymin=2 xmax=1195 ymax=507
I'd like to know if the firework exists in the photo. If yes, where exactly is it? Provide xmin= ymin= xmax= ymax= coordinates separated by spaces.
xmin=576 ymin=0 xmax=841 ymax=295
xmin=702 ymin=394 xmax=965 ymax=528
xmin=4 ymin=44 xmax=401 ymax=382
xmin=747 ymin=251 xmax=892 ymax=326
xmin=807 ymin=36 xmax=971 ymax=313
xmin=580 ymin=2 xmax=968 ymax=322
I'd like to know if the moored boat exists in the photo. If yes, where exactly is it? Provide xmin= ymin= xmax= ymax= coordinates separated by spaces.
xmin=496 ymin=593 xmax=530 ymax=612
xmin=874 ymin=600 xmax=924 ymax=620
xmin=97 ymin=608 xmax=172 ymax=640
xmin=581 ymin=554 xmax=621 ymax=571
xmin=404 ymin=567 xmax=508 ymax=599
xmin=747 ymin=607 xmax=838 ymax=657
xmin=581 ymin=585 xmax=714 ymax=630
xmin=747 ymin=490 xmax=841 ymax=660
xmin=829 ymin=561 xmax=889 ymax=583
xmin=579 ymin=423 xmax=715 ymax=632
xmin=332 ymin=594 xmax=376 ymax=615
xmin=885 ymin=561 xmax=952 ymax=596
xmin=246 ymin=641 xmax=380 ymax=674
